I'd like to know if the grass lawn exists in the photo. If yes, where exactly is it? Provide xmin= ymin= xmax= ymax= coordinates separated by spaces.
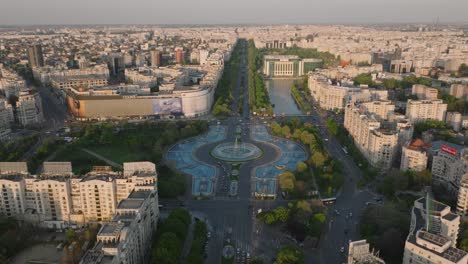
xmin=53 ymin=146 xmax=115 ymax=174
xmin=86 ymin=145 xmax=149 ymax=164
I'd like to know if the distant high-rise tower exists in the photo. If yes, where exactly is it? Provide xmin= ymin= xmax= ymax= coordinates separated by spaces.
xmin=150 ymin=50 xmax=162 ymax=67
xmin=27 ymin=44 xmax=44 ymax=68
xmin=175 ymin=49 xmax=184 ymax=64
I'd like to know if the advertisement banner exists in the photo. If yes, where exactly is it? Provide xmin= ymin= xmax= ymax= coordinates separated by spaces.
xmin=152 ymin=98 xmax=182 ymax=115
xmin=441 ymin=145 xmax=457 ymax=156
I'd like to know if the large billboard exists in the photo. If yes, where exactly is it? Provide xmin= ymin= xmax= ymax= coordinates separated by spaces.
xmin=441 ymin=145 xmax=457 ymax=156
xmin=152 ymin=98 xmax=182 ymax=115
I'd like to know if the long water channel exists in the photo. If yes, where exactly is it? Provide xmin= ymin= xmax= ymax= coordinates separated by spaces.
xmin=265 ymin=78 xmax=302 ymax=115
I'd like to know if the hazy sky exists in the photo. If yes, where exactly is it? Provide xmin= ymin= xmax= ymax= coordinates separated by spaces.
xmin=1 ymin=0 xmax=467 ymax=25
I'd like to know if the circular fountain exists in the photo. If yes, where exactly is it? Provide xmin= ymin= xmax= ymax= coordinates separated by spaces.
xmin=211 ymin=137 xmax=262 ymax=162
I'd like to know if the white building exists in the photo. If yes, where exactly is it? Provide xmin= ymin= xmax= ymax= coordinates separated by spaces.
xmin=0 ymin=161 xmax=158 ymax=229
xmin=400 ymin=139 xmax=429 ymax=172
xmin=15 ymin=90 xmax=44 ymax=126
xmin=411 ymin=84 xmax=438 ymax=100
xmin=348 ymin=240 xmax=385 ymax=264
xmin=431 ymin=141 xmax=468 ymax=194
xmin=456 ymin=173 xmax=468 ymax=216
xmin=406 ymin=99 xmax=447 ymax=124
xmin=402 ymin=196 xmax=467 ymax=264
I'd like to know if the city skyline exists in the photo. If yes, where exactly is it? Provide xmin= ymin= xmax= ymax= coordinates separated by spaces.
xmin=0 ymin=0 xmax=468 ymax=25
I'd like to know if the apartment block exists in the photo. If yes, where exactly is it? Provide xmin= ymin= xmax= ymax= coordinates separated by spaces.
xmin=402 ymin=197 xmax=467 ymax=264
xmin=431 ymin=141 xmax=467 ymax=193
xmin=406 ymin=99 xmax=447 ymax=124
xmin=449 ymin=84 xmax=468 ymax=99
xmin=0 ymin=99 xmax=13 ymax=140
xmin=80 ymin=189 xmax=159 ymax=264
xmin=347 ymin=240 xmax=385 ymax=264
xmin=400 ymin=139 xmax=429 ymax=172
xmin=15 ymin=90 xmax=44 ymax=126
xmin=411 ymin=84 xmax=438 ymax=100
xmin=0 ymin=161 xmax=158 ymax=229
xmin=457 ymin=173 xmax=468 ymax=216
xmin=344 ymin=103 xmax=412 ymax=168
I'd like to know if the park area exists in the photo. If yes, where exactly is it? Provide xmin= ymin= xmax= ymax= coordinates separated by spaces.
xmin=39 ymin=120 xmax=210 ymax=198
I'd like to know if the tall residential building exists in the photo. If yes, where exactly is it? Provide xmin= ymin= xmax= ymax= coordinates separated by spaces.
xmin=150 ymin=50 xmax=162 ymax=67
xmin=344 ymin=103 xmax=411 ymax=168
xmin=108 ymin=53 xmax=125 ymax=77
xmin=449 ymin=84 xmax=468 ymax=99
xmin=456 ymin=173 xmax=468 ymax=216
xmin=199 ymin=49 xmax=209 ymax=65
xmin=0 ymin=161 xmax=158 ymax=229
xmin=402 ymin=196 xmax=467 ymax=264
xmin=400 ymin=139 xmax=429 ymax=172
xmin=15 ymin=90 xmax=44 ymax=126
xmin=406 ymin=99 xmax=447 ymax=124
xmin=27 ymin=44 xmax=45 ymax=68
xmin=347 ymin=240 xmax=385 ymax=264
xmin=411 ymin=84 xmax=439 ymax=100
xmin=431 ymin=141 xmax=467 ymax=193
xmin=175 ymin=48 xmax=184 ymax=64
xmin=445 ymin=112 xmax=462 ymax=132
xmin=80 ymin=189 xmax=159 ymax=264
xmin=0 ymin=99 xmax=13 ymax=140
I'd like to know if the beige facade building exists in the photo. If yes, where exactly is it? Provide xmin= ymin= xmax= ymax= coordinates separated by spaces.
xmin=445 ymin=112 xmax=462 ymax=132
xmin=80 ymin=190 xmax=158 ymax=264
xmin=15 ymin=90 xmax=44 ymax=126
xmin=51 ymin=76 xmax=108 ymax=89
xmin=403 ymin=197 xmax=467 ymax=264
xmin=411 ymin=84 xmax=439 ymax=100
xmin=449 ymin=83 xmax=468 ymax=99
xmin=347 ymin=240 xmax=385 ymax=264
xmin=344 ymin=102 xmax=412 ymax=168
xmin=360 ymin=101 xmax=395 ymax=120
xmin=406 ymin=99 xmax=447 ymax=124
xmin=400 ymin=139 xmax=429 ymax=172
xmin=0 ymin=161 xmax=158 ymax=229
xmin=456 ymin=173 xmax=468 ymax=216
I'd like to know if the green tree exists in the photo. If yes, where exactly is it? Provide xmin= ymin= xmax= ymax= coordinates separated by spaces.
xmin=309 ymin=151 xmax=327 ymax=167
xmin=65 ymin=229 xmax=76 ymax=243
xmin=296 ymin=162 xmax=308 ymax=173
xmin=353 ymin=73 xmax=373 ymax=86
xmin=279 ymin=171 xmax=296 ymax=191
xmin=458 ymin=63 xmax=468 ymax=77
xmin=152 ymin=232 xmax=181 ymax=264
xmin=275 ymin=245 xmax=304 ymax=264
xmin=281 ymin=125 xmax=291 ymax=138
xmin=325 ymin=118 xmax=338 ymax=135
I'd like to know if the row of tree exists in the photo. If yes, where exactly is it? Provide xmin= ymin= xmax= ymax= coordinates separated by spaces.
xmin=212 ymin=41 xmax=241 ymax=116
xmin=290 ymin=82 xmax=312 ymax=113
xmin=247 ymin=39 xmax=272 ymax=114
xmin=184 ymin=220 xmax=207 ymax=264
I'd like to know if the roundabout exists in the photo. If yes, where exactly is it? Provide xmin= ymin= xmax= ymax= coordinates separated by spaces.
xmin=211 ymin=137 xmax=263 ymax=162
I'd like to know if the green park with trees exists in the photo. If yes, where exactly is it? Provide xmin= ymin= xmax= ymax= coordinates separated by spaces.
xmin=271 ymin=119 xmax=343 ymax=198
xmin=290 ymin=81 xmax=312 ymax=113
xmin=150 ymin=208 xmax=191 ymax=264
xmin=248 ymin=39 xmax=273 ymax=115
xmin=359 ymin=203 xmax=410 ymax=264
xmin=48 ymin=120 xmax=209 ymax=198
xmin=258 ymin=200 xmax=326 ymax=242
xmin=274 ymin=245 xmax=304 ymax=264
xmin=212 ymin=41 xmax=241 ymax=116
